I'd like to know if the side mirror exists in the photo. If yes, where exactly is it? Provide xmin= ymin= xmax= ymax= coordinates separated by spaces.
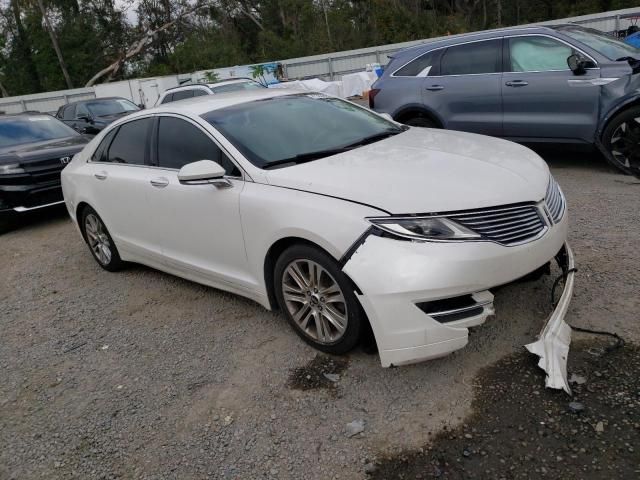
xmin=178 ymin=160 xmax=231 ymax=187
xmin=137 ymin=103 xmax=145 ymax=109
xmin=76 ymin=115 xmax=92 ymax=123
xmin=567 ymin=54 xmax=587 ymax=75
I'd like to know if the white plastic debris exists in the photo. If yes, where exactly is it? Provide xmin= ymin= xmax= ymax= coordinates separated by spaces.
xmin=525 ymin=243 xmax=576 ymax=395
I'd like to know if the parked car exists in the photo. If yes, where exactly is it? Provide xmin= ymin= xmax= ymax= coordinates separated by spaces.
xmin=0 ymin=113 xmax=88 ymax=227
xmin=55 ymin=97 xmax=140 ymax=135
xmin=370 ymin=24 xmax=640 ymax=175
xmin=155 ymin=78 xmax=265 ymax=106
xmin=62 ymin=89 xmax=572 ymax=367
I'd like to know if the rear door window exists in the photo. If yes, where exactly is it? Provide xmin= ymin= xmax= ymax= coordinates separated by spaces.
xmin=192 ymin=89 xmax=209 ymax=97
xmin=171 ymin=90 xmax=195 ymax=102
xmin=440 ymin=39 xmax=501 ymax=76
xmin=160 ymin=93 xmax=174 ymax=104
xmin=106 ymin=118 xmax=152 ymax=165
xmin=62 ymin=105 xmax=76 ymax=120
xmin=394 ymin=50 xmax=441 ymax=77
xmin=156 ymin=116 xmax=240 ymax=176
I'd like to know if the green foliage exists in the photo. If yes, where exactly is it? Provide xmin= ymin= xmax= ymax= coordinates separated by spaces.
xmin=1 ymin=0 xmax=639 ymax=96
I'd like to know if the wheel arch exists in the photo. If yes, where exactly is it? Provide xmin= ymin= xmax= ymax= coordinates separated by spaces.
xmin=75 ymin=201 xmax=93 ymax=241
xmin=393 ymin=105 xmax=444 ymax=128
xmin=597 ymin=94 xmax=640 ymax=141
xmin=263 ymin=236 xmax=363 ymax=311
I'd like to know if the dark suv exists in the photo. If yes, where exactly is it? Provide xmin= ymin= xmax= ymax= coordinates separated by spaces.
xmin=370 ymin=25 xmax=640 ymax=175
xmin=0 ymin=113 xmax=88 ymax=226
xmin=55 ymin=97 xmax=140 ymax=135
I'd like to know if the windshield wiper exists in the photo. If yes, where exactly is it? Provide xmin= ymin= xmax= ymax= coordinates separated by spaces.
xmin=263 ymin=147 xmax=352 ymax=169
xmin=263 ymin=128 xmax=406 ymax=170
xmin=343 ymin=128 xmax=406 ymax=148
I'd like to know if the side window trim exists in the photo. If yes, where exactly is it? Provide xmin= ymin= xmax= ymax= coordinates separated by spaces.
xmin=154 ymin=113 xmax=245 ymax=179
xmin=503 ymin=34 xmax=599 ymax=73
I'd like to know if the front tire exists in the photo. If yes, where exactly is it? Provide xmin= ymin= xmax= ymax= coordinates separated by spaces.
xmin=602 ymin=106 xmax=640 ymax=175
xmin=80 ymin=206 xmax=124 ymax=271
xmin=274 ymin=244 xmax=365 ymax=355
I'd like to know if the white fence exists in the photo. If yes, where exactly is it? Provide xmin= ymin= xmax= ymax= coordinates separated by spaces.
xmin=1 ymin=6 xmax=638 ymax=114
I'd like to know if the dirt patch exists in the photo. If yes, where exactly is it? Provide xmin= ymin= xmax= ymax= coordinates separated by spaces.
xmin=287 ymin=354 xmax=350 ymax=391
xmin=369 ymin=339 xmax=640 ymax=479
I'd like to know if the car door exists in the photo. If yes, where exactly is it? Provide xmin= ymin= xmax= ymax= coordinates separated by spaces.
xmin=74 ymin=103 xmax=95 ymax=134
xmin=148 ymin=115 xmax=252 ymax=292
xmin=502 ymin=34 xmax=601 ymax=142
xmin=422 ymin=38 xmax=503 ymax=136
xmin=84 ymin=117 xmax=163 ymax=262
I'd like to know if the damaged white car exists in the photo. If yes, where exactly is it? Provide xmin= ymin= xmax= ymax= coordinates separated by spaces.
xmin=62 ymin=89 xmax=574 ymax=380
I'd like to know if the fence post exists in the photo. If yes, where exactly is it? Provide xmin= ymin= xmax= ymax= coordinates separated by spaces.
xmin=615 ymin=15 xmax=620 ymax=33
xmin=20 ymin=99 xmax=27 ymax=112
xmin=328 ymin=57 xmax=334 ymax=81
xmin=375 ymin=51 xmax=381 ymax=64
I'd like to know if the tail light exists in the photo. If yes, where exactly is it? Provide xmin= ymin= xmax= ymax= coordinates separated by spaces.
xmin=368 ymin=88 xmax=380 ymax=109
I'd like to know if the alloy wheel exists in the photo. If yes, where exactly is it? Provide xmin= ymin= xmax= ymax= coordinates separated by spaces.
xmin=609 ymin=116 xmax=640 ymax=169
xmin=84 ymin=213 xmax=112 ymax=265
xmin=281 ymin=259 xmax=348 ymax=344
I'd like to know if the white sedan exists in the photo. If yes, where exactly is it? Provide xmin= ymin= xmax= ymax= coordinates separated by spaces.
xmin=62 ymin=89 xmax=572 ymax=368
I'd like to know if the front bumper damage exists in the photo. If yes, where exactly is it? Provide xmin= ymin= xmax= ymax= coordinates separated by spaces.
xmin=525 ymin=243 xmax=576 ymax=394
xmin=342 ymin=220 xmax=575 ymax=392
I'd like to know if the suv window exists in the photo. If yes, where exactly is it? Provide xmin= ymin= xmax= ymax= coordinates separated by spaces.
xmin=440 ymin=39 xmax=501 ymax=76
xmin=394 ymin=50 xmax=440 ymax=77
xmin=508 ymin=36 xmax=576 ymax=72
xmin=106 ymin=118 xmax=151 ymax=164
xmin=172 ymin=90 xmax=194 ymax=102
xmin=157 ymin=117 xmax=240 ymax=176
xmin=76 ymin=103 xmax=90 ymax=118
xmin=160 ymin=93 xmax=174 ymax=104
xmin=63 ymin=105 xmax=76 ymax=120
xmin=192 ymin=89 xmax=209 ymax=97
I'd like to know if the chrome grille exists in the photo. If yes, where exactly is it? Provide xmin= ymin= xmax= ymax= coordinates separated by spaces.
xmin=545 ymin=177 xmax=565 ymax=223
xmin=447 ymin=203 xmax=546 ymax=246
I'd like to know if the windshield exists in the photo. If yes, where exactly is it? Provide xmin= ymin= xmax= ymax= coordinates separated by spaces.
xmin=86 ymin=99 xmax=139 ymax=117
xmin=211 ymin=81 xmax=265 ymax=94
xmin=560 ymin=26 xmax=640 ymax=60
xmin=0 ymin=115 xmax=79 ymax=148
xmin=202 ymin=94 xmax=403 ymax=168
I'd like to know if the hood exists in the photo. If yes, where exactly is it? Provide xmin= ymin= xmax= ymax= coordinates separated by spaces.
xmin=0 ymin=135 xmax=88 ymax=165
xmin=265 ymin=128 xmax=549 ymax=214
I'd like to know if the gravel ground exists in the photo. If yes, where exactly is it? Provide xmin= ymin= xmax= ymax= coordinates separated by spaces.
xmin=1 ymin=151 xmax=639 ymax=479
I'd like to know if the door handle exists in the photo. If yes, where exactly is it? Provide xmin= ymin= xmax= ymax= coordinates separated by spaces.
xmin=505 ymin=80 xmax=529 ymax=87
xmin=426 ymin=85 xmax=444 ymax=91
xmin=150 ymin=177 xmax=169 ymax=188
xmin=94 ymin=171 xmax=107 ymax=180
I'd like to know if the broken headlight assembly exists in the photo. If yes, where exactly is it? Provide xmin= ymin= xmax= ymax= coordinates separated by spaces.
xmin=368 ymin=216 xmax=481 ymax=241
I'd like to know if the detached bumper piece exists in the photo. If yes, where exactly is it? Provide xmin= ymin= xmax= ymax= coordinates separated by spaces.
xmin=525 ymin=243 xmax=576 ymax=394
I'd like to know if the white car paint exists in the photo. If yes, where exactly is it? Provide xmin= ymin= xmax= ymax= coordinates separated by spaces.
xmin=62 ymin=89 xmax=573 ymax=374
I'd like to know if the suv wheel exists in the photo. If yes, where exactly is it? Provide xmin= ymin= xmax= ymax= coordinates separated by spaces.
xmin=602 ymin=106 xmax=640 ymax=175
xmin=403 ymin=116 xmax=438 ymax=128
xmin=274 ymin=244 xmax=365 ymax=355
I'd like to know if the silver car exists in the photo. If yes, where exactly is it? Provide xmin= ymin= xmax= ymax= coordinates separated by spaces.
xmin=370 ymin=25 xmax=640 ymax=175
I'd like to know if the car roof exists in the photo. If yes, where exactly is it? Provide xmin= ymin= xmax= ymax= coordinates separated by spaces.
xmin=163 ymin=78 xmax=259 ymax=94
xmin=132 ymin=88 xmax=303 ymax=119
xmin=396 ymin=24 xmax=574 ymax=56
xmin=63 ymin=96 xmax=131 ymax=107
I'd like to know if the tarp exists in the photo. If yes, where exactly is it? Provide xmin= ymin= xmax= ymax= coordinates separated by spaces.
xmin=625 ymin=32 xmax=640 ymax=48
xmin=340 ymin=71 xmax=379 ymax=98
xmin=269 ymin=79 xmax=342 ymax=97
xmin=269 ymin=72 xmax=378 ymax=99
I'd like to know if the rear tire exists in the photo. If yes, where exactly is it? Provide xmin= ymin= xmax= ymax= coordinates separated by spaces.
xmin=80 ymin=206 xmax=124 ymax=272
xmin=403 ymin=116 xmax=438 ymax=128
xmin=602 ymin=106 xmax=640 ymax=176
xmin=274 ymin=244 xmax=365 ymax=355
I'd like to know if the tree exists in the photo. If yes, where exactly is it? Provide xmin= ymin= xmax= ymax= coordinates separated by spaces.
xmin=36 ymin=0 xmax=73 ymax=88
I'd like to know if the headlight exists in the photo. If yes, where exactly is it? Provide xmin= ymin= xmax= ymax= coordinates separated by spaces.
xmin=369 ymin=216 xmax=481 ymax=241
xmin=0 ymin=163 xmax=25 ymax=174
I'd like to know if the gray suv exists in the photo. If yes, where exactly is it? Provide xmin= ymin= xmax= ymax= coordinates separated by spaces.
xmin=370 ymin=25 xmax=640 ymax=175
